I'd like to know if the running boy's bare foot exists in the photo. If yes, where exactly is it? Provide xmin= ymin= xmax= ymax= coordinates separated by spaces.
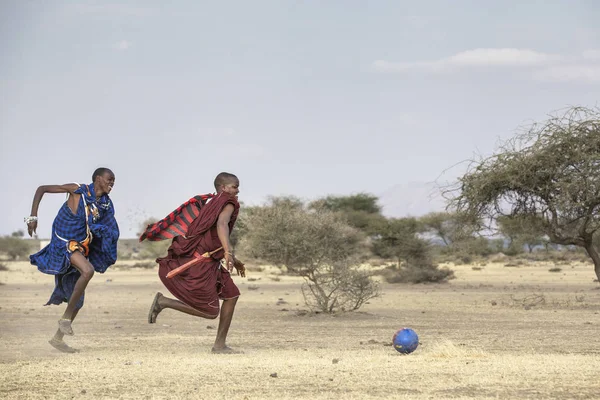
xmin=48 ymin=338 xmax=79 ymax=353
xmin=211 ymin=345 xmax=244 ymax=354
xmin=148 ymin=292 xmax=164 ymax=324
xmin=58 ymin=318 xmax=74 ymax=336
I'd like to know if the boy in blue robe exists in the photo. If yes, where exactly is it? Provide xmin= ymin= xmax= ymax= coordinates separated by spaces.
xmin=27 ymin=167 xmax=119 ymax=353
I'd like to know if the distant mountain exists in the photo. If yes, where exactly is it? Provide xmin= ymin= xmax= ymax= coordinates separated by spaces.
xmin=377 ymin=181 xmax=448 ymax=218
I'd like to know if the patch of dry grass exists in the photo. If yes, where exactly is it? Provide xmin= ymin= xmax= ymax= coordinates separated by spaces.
xmin=425 ymin=339 xmax=488 ymax=359
xmin=1 ymin=260 xmax=600 ymax=399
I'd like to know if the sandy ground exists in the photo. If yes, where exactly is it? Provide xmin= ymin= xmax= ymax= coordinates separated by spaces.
xmin=1 ymin=259 xmax=599 ymax=399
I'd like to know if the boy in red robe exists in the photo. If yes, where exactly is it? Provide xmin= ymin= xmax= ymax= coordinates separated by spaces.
xmin=143 ymin=172 xmax=245 ymax=354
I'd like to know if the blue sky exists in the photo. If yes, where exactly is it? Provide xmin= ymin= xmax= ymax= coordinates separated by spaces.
xmin=1 ymin=0 xmax=599 ymax=238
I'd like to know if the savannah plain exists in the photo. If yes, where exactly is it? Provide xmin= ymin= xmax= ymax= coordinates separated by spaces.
xmin=1 ymin=257 xmax=599 ymax=400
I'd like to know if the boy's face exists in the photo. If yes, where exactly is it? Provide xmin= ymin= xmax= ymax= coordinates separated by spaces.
xmin=96 ymin=171 xmax=115 ymax=194
xmin=221 ymin=178 xmax=240 ymax=197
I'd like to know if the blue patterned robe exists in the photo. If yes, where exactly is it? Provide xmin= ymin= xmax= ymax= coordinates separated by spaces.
xmin=30 ymin=183 xmax=119 ymax=309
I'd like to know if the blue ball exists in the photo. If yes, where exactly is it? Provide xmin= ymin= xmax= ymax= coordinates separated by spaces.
xmin=393 ymin=328 xmax=419 ymax=354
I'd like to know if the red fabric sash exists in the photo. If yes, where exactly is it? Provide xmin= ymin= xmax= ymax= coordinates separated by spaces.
xmin=139 ymin=194 xmax=215 ymax=242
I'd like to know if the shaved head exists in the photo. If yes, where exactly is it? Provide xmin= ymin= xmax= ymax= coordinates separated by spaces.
xmin=214 ymin=172 xmax=238 ymax=191
xmin=92 ymin=167 xmax=114 ymax=182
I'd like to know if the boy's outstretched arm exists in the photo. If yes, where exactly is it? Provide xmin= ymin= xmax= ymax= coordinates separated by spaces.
xmin=27 ymin=184 xmax=80 ymax=236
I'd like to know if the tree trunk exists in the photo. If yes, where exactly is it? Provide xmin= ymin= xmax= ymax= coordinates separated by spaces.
xmin=583 ymin=242 xmax=600 ymax=282
xmin=441 ymin=236 xmax=450 ymax=247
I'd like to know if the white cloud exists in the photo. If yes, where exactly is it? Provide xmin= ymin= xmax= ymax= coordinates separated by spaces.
xmin=533 ymin=65 xmax=600 ymax=83
xmin=374 ymin=47 xmax=600 ymax=84
xmin=114 ymin=40 xmax=133 ymax=51
xmin=448 ymin=48 xmax=559 ymax=67
xmin=373 ymin=48 xmax=559 ymax=73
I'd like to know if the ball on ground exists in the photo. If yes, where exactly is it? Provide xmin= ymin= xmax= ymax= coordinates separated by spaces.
xmin=393 ymin=328 xmax=419 ymax=354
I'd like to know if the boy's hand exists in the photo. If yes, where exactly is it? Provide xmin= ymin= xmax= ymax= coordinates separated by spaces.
xmin=224 ymin=252 xmax=235 ymax=273
xmin=27 ymin=220 xmax=38 ymax=237
xmin=233 ymin=258 xmax=246 ymax=278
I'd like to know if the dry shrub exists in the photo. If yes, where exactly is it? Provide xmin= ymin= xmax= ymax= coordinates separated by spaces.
xmin=504 ymin=261 xmax=524 ymax=267
xmin=241 ymin=200 xmax=380 ymax=313
xmin=513 ymin=250 xmax=589 ymax=265
xmin=454 ymin=253 xmax=474 ymax=265
xmin=0 ymin=237 xmax=33 ymax=261
xmin=548 ymin=267 xmax=562 ymax=273
xmin=0 ymin=263 xmax=8 ymax=271
xmin=301 ymin=266 xmax=380 ymax=313
xmin=383 ymin=263 xmax=455 ymax=284
xmin=509 ymin=293 xmax=546 ymax=308
xmin=489 ymin=253 xmax=509 ymax=263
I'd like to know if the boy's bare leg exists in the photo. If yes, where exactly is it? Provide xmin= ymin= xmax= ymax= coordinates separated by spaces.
xmin=57 ymin=252 xmax=95 ymax=336
xmin=148 ymin=294 xmax=241 ymax=353
xmin=48 ymin=309 xmax=80 ymax=353
xmin=212 ymin=297 xmax=241 ymax=354
xmin=148 ymin=292 xmax=218 ymax=322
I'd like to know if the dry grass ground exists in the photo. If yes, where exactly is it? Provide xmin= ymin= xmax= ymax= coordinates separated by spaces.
xmin=1 ymin=259 xmax=599 ymax=399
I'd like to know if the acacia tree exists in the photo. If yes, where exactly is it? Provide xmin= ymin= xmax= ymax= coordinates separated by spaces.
xmin=497 ymin=215 xmax=547 ymax=253
xmin=372 ymin=217 xmax=428 ymax=263
xmin=371 ymin=217 xmax=455 ymax=283
xmin=449 ymin=107 xmax=600 ymax=279
xmin=420 ymin=212 xmax=480 ymax=246
xmin=308 ymin=193 xmax=387 ymax=236
xmin=310 ymin=193 xmax=382 ymax=214
xmin=420 ymin=212 xmax=454 ymax=246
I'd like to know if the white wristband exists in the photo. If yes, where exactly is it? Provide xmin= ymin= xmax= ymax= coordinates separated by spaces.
xmin=24 ymin=216 xmax=38 ymax=224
